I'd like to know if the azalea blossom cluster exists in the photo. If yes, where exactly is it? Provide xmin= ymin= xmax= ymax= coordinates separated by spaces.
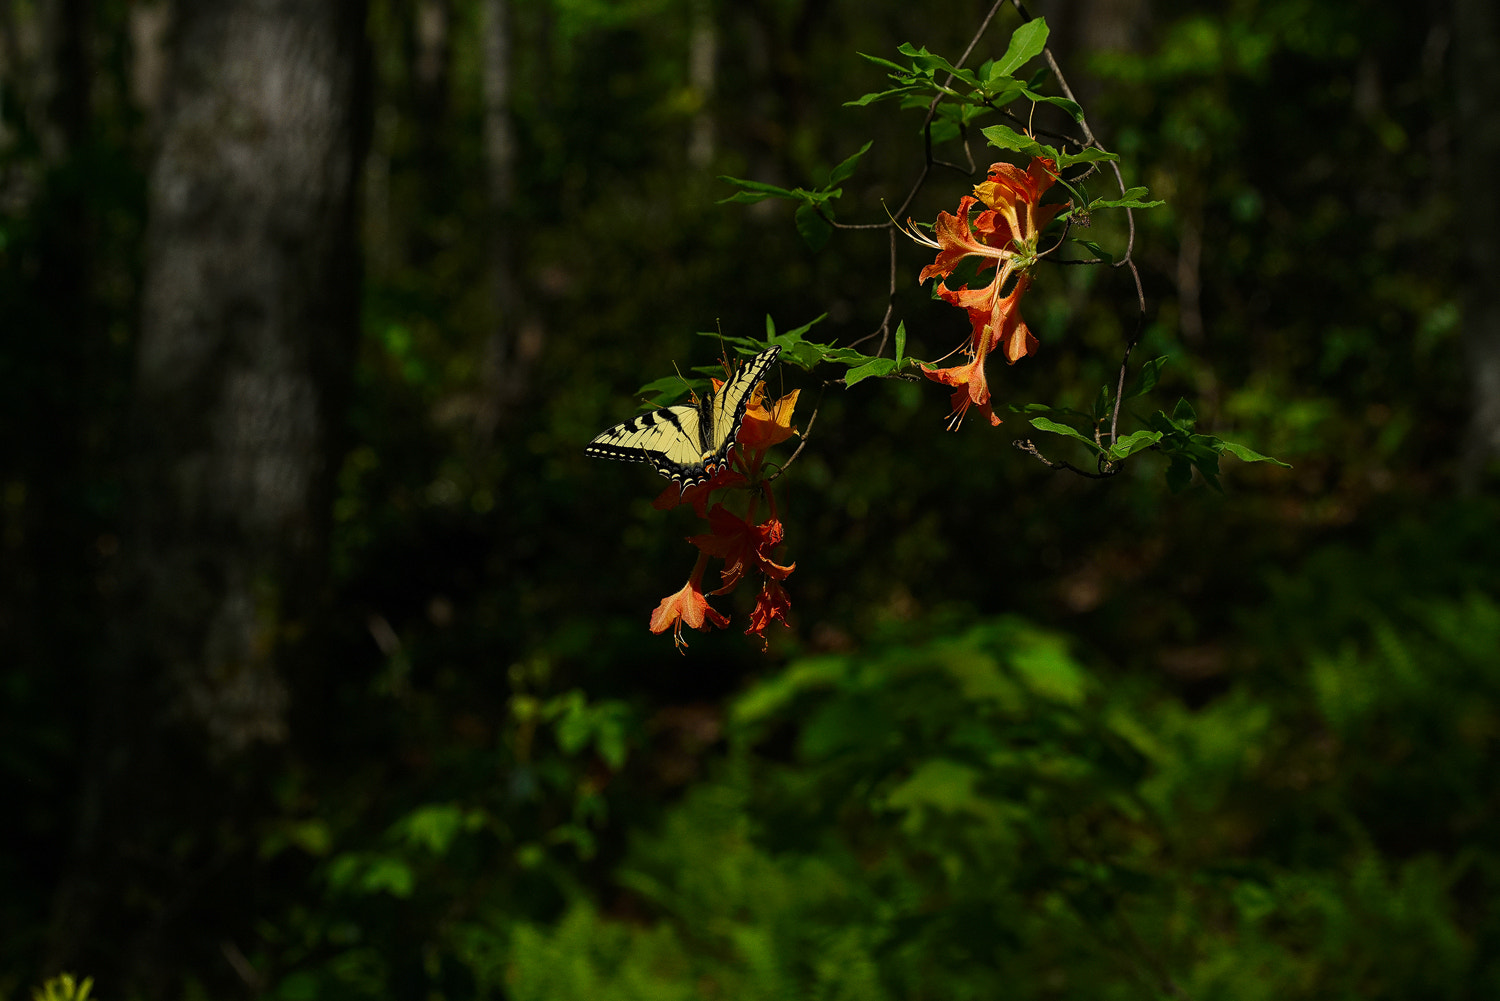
xmin=910 ymin=156 xmax=1065 ymax=428
xmin=649 ymin=380 xmax=800 ymax=652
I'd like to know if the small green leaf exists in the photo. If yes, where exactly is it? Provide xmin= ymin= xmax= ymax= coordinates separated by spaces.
xmin=844 ymin=87 xmax=914 ymax=107
xmin=1093 ymin=384 xmax=1112 ymax=420
xmin=980 ymin=124 xmax=1052 ymax=159
xmin=1108 ymin=430 xmax=1162 ymax=459
xmin=845 ymin=357 xmax=896 ymax=387
xmin=637 ymin=374 xmax=695 ymax=402
xmin=1030 ymin=417 xmax=1103 ymax=453
xmin=1027 ymin=92 xmax=1084 ymax=122
xmin=716 ymin=176 xmax=798 ymax=203
xmin=896 ymin=43 xmax=977 ymax=87
xmin=1056 ymin=147 xmax=1120 ymax=167
xmin=828 ymin=140 xmax=873 ymax=185
xmin=401 ymin=803 xmax=466 ymax=855
xmin=895 ymin=320 xmax=907 ymax=365
xmin=1088 ymin=188 xmax=1166 ymax=210
xmin=1073 ymin=239 xmax=1114 ymax=264
xmin=362 ymin=856 xmax=415 ymax=899
xmin=1219 ymin=440 xmax=1292 ymax=467
xmin=1124 ymin=356 xmax=1168 ymax=400
xmin=995 ymin=18 xmax=1050 ymax=77
xmin=982 ymin=79 xmax=1027 ymax=109
xmin=795 ymin=202 xmax=832 ymax=250
xmin=856 ymin=51 xmax=910 ymax=74
xmin=1171 ymin=398 xmax=1197 ymax=427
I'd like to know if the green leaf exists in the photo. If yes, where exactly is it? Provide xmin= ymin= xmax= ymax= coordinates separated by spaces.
xmin=884 ymin=759 xmax=997 ymax=820
xmin=706 ymin=314 xmax=829 ymax=371
xmin=844 ymin=357 xmax=896 ymax=387
xmin=980 ymin=124 xmax=1052 ymax=159
xmin=1009 ymin=629 xmax=1087 ymax=706
xmin=1093 ymin=384 xmax=1112 ymax=420
xmin=844 ymin=86 xmax=915 ymax=107
xmin=856 ymin=51 xmax=910 ymax=74
xmin=1024 ymin=91 xmax=1084 ymax=122
xmin=994 ymin=18 xmax=1050 ymax=77
xmin=362 ymin=856 xmax=415 ymax=899
xmin=1056 ymin=147 xmax=1120 ymax=168
xmin=828 ymin=140 xmax=873 ymax=185
xmin=795 ymin=202 xmax=832 ymax=250
xmin=400 ymin=803 xmax=466 ymax=855
xmin=895 ymin=43 xmax=977 ymax=87
xmin=895 ymin=320 xmax=907 ymax=365
xmin=636 ymin=374 xmax=695 ymax=403
xmin=982 ymin=78 xmax=1028 ymax=109
xmin=1073 ymin=239 xmax=1114 ymax=264
xmin=1219 ymin=440 xmax=1292 ymax=467
xmin=1029 ymin=417 xmax=1103 ymax=453
xmin=1125 ymin=356 xmax=1168 ymax=400
xmin=716 ymin=176 xmax=798 ymax=203
xmin=1172 ymin=397 xmax=1198 ymax=428
xmin=1108 ymin=430 xmax=1163 ymax=460
xmin=1088 ymin=187 xmax=1166 ymax=210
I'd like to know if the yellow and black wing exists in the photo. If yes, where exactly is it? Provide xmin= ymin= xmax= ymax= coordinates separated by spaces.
xmin=586 ymin=346 xmax=781 ymax=490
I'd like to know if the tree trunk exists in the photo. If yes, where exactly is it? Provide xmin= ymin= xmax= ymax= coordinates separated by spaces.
xmin=48 ymin=0 xmax=367 ymax=991
xmin=1455 ymin=0 xmax=1500 ymax=491
xmin=687 ymin=0 xmax=717 ymax=167
xmin=478 ymin=0 xmax=523 ymax=433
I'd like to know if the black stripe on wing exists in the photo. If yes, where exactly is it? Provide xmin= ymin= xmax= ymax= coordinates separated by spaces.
xmin=709 ymin=346 xmax=781 ymax=448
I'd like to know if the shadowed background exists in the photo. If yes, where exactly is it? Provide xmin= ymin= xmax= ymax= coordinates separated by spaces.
xmin=2 ymin=0 xmax=1497 ymax=997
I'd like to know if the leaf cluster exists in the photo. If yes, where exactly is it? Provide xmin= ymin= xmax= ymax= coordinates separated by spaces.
xmin=1020 ymin=358 xmax=1289 ymax=486
xmin=717 ymin=142 xmax=872 ymax=251
xmin=848 ymin=23 xmax=1080 ymax=138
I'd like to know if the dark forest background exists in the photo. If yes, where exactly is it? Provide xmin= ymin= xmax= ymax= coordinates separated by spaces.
xmin=3 ymin=0 xmax=1499 ymax=998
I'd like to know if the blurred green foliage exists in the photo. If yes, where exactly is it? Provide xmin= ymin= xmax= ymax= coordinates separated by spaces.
xmin=1 ymin=0 xmax=1494 ymax=997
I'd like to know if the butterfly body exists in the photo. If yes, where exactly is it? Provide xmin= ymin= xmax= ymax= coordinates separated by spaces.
xmin=587 ymin=346 xmax=781 ymax=491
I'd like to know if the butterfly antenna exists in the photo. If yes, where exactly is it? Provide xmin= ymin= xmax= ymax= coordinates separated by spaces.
xmin=712 ymin=320 xmax=734 ymax=378
xmin=668 ymin=359 xmax=702 ymax=405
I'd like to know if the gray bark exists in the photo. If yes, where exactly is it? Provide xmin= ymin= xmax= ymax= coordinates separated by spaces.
xmin=1455 ymin=0 xmax=1500 ymax=490
xmin=688 ymin=0 xmax=717 ymax=167
xmin=49 ymin=0 xmax=366 ymax=988
xmin=479 ymin=0 xmax=523 ymax=432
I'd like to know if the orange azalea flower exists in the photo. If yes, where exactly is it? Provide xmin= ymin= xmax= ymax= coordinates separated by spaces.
xmin=653 ymin=468 xmax=745 ymax=516
xmin=907 ymin=155 xmax=1063 ymax=428
xmin=689 ymin=504 xmax=795 ymax=595
xmin=650 ymin=383 xmax=797 ymax=514
xmin=739 ymin=385 xmax=801 ymax=451
xmin=924 ymin=341 xmax=999 ymax=429
xmin=971 ymin=158 xmax=1064 ymax=250
xmin=649 ymin=552 xmax=730 ymax=653
xmin=646 ymin=361 xmax=798 ymax=652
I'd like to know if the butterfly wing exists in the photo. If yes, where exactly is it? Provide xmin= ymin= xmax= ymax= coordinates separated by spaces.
xmin=586 ymin=345 xmax=782 ymax=490
xmin=707 ymin=346 xmax=782 ymax=453
xmin=586 ymin=403 xmax=709 ymax=485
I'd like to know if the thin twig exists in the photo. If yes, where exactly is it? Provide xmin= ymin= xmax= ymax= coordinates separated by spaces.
xmin=1012 ymin=438 xmax=1117 ymax=478
xmin=765 ymin=384 xmax=828 ymax=484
